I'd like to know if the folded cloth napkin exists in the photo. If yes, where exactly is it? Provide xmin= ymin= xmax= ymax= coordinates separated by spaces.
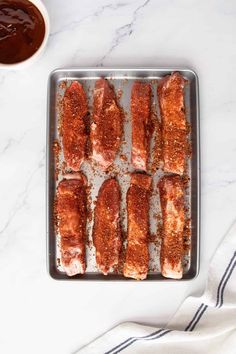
xmin=77 ymin=222 xmax=236 ymax=354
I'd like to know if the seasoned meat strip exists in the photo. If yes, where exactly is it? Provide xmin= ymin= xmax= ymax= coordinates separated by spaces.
xmin=131 ymin=82 xmax=152 ymax=171
xmin=91 ymin=78 xmax=123 ymax=170
xmin=158 ymin=72 xmax=187 ymax=175
xmin=158 ymin=175 xmax=185 ymax=279
xmin=56 ymin=173 xmax=87 ymax=276
xmin=62 ymin=81 xmax=88 ymax=171
xmin=93 ymin=178 xmax=122 ymax=275
xmin=123 ymin=173 xmax=152 ymax=280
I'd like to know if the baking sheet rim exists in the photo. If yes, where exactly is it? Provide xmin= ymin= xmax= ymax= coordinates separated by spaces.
xmin=46 ymin=67 xmax=200 ymax=281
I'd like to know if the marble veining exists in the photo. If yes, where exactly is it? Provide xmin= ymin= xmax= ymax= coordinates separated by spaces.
xmin=99 ymin=0 xmax=151 ymax=64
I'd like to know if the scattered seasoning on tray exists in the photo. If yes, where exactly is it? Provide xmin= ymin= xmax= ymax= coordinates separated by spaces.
xmin=117 ymin=88 xmax=123 ymax=100
xmin=56 ymin=95 xmax=64 ymax=136
xmin=61 ymin=161 xmax=67 ymax=175
xmin=59 ymin=80 xmax=67 ymax=90
xmin=86 ymin=184 xmax=93 ymax=222
xmin=186 ymin=140 xmax=192 ymax=157
xmin=183 ymin=218 xmax=191 ymax=254
xmin=156 ymin=215 xmax=163 ymax=244
xmin=53 ymin=140 xmax=61 ymax=180
xmin=182 ymin=174 xmax=190 ymax=189
xmin=150 ymin=79 xmax=158 ymax=85
xmin=86 ymin=239 xmax=93 ymax=248
xmin=115 ymin=231 xmax=127 ymax=274
xmin=186 ymin=121 xmax=191 ymax=134
xmin=123 ymin=110 xmax=129 ymax=123
xmin=53 ymin=197 xmax=58 ymax=234
xmin=83 ymin=112 xmax=91 ymax=154
xmin=149 ymin=233 xmax=157 ymax=242
xmin=149 ymin=223 xmax=162 ymax=248
xmin=151 ymin=111 xmax=163 ymax=172
xmin=120 ymin=154 xmax=128 ymax=162
xmin=182 ymin=257 xmax=189 ymax=268
xmin=106 ymin=164 xmax=116 ymax=174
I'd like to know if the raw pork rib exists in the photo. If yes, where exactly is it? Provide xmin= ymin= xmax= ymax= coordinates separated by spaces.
xmin=158 ymin=72 xmax=187 ymax=175
xmin=131 ymin=81 xmax=151 ymax=171
xmin=91 ymin=78 xmax=122 ymax=170
xmin=62 ymin=81 xmax=88 ymax=171
xmin=123 ymin=173 xmax=151 ymax=280
xmin=93 ymin=178 xmax=122 ymax=275
xmin=158 ymin=175 xmax=185 ymax=279
xmin=56 ymin=173 xmax=87 ymax=276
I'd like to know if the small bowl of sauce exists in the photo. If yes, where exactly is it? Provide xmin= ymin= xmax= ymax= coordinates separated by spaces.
xmin=0 ymin=0 xmax=49 ymax=68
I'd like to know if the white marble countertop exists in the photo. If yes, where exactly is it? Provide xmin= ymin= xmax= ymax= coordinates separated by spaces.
xmin=0 ymin=1 xmax=236 ymax=353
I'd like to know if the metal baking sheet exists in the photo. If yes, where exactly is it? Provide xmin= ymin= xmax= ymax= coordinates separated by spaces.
xmin=46 ymin=68 xmax=200 ymax=281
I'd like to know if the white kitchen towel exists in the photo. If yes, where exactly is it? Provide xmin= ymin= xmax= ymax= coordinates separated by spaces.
xmin=77 ymin=222 xmax=236 ymax=354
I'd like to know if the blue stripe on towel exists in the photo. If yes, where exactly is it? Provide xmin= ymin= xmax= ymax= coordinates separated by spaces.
xmin=216 ymin=252 xmax=236 ymax=308
xmin=107 ymin=250 xmax=236 ymax=353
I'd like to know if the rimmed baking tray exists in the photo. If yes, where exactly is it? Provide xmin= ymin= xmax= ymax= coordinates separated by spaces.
xmin=46 ymin=68 xmax=200 ymax=281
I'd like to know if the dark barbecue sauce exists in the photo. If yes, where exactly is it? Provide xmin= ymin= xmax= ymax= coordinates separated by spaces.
xmin=0 ymin=0 xmax=45 ymax=64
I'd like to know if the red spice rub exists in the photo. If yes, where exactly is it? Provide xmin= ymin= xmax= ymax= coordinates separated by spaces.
xmin=131 ymin=81 xmax=152 ymax=171
xmin=56 ymin=173 xmax=87 ymax=276
xmin=91 ymin=78 xmax=123 ymax=170
xmin=61 ymin=81 xmax=88 ymax=171
xmin=158 ymin=72 xmax=187 ymax=175
xmin=123 ymin=173 xmax=152 ymax=280
xmin=158 ymin=175 xmax=185 ymax=279
xmin=93 ymin=178 xmax=122 ymax=275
